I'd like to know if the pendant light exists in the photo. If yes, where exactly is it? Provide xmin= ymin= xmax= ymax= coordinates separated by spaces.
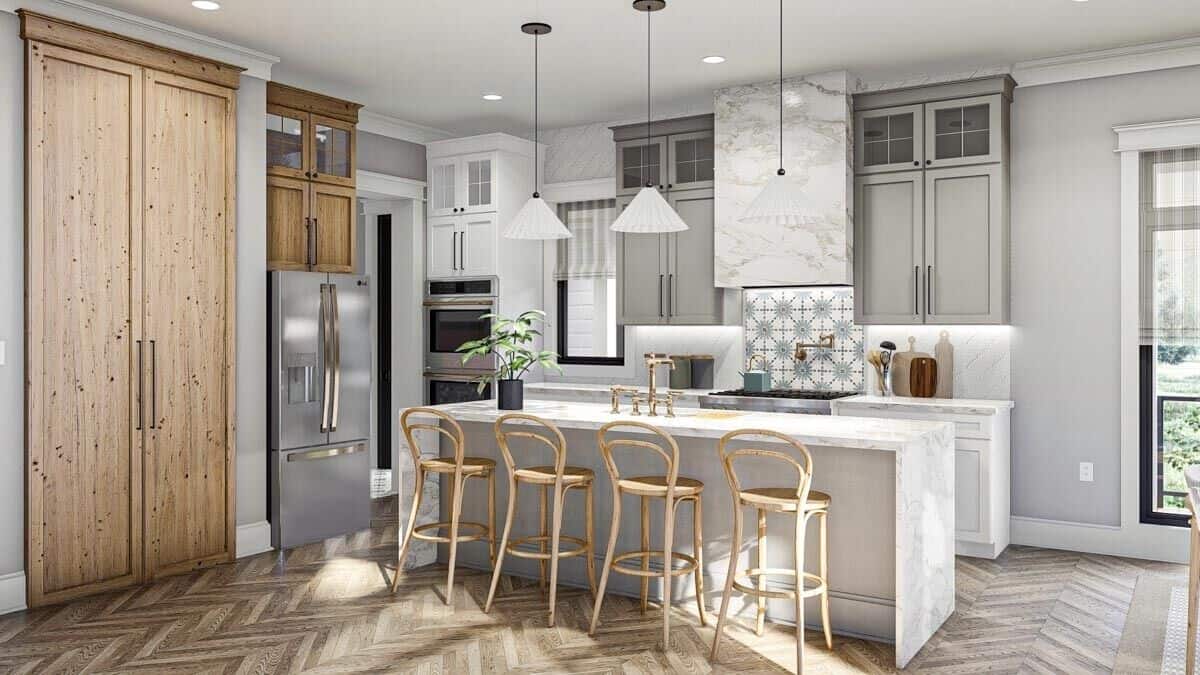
xmin=504 ymin=21 xmax=571 ymax=240
xmin=739 ymin=0 xmax=819 ymax=235
xmin=611 ymin=0 xmax=688 ymax=234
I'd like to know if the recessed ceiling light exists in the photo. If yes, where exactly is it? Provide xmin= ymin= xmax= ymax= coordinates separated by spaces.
xmin=482 ymin=93 xmax=503 ymax=101
xmin=702 ymin=55 xmax=726 ymax=64
xmin=191 ymin=0 xmax=220 ymax=9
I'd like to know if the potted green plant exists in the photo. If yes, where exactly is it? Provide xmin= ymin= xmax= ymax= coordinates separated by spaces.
xmin=456 ymin=309 xmax=562 ymax=410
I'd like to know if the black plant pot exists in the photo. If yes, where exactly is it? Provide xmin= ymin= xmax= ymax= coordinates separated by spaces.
xmin=497 ymin=379 xmax=524 ymax=410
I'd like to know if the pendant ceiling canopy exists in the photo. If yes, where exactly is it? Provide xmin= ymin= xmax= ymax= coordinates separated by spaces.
xmin=610 ymin=0 xmax=688 ymax=234
xmin=504 ymin=21 xmax=571 ymax=240
xmin=739 ymin=0 xmax=816 ymax=228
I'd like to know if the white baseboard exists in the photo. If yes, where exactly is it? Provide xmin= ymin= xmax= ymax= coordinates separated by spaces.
xmin=236 ymin=520 xmax=274 ymax=559
xmin=0 ymin=571 xmax=26 ymax=616
xmin=1011 ymin=515 xmax=1187 ymax=564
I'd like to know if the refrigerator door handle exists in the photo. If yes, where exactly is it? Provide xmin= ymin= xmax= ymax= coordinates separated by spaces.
xmin=330 ymin=284 xmax=341 ymax=432
xmin=319 ymin=283 xmax=332 ymax=433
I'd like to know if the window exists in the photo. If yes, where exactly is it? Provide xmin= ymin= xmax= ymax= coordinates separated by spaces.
xmin=555 ymin=199 xmax=624 ymax=365
xmin=1140 ymin=146 xmax=1200 ymax=525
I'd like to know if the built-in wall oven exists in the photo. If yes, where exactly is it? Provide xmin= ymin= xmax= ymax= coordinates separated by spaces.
xmin=424 ymin=277 xmax=497 ymax=405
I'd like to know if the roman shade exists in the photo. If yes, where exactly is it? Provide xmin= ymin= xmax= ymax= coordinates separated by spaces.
xmin=1140 ymin=147 xmax=1200 ymax=344
xmin=555 ymin=199 xmax=617 ymax=280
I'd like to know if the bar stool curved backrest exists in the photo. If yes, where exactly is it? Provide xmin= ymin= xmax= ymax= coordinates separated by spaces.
xmin=400 ymin=406 xmax=466 ymax=469
xmin=718 ymin=428 xmax=814 ymax=504
xmin=597 ymin=420 xmax=682 ymax=503
xmin=494 ymin=413 xmax=568 ymax=479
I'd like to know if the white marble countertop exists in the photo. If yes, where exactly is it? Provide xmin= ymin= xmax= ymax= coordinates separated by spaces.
xmin=833 ymin=394 xmax=1014 ymax=416
xmin=421 ymin=399 xmax=952 ymax=453
xmin=526 ymin=381 xmax=714 ymax=402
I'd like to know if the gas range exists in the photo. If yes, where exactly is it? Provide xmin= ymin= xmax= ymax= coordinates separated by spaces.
xmin=698 ymin=389 xmax=857 ymax=415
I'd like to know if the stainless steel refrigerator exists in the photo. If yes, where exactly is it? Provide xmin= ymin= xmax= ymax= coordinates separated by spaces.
xmin=269 ymin=271 xmax=372 ymax=549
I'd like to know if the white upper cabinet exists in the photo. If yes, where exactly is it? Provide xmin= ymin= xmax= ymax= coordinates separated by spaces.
xmin=428 ymin=159 xmax=458 ymax=217
xmin=427 ymin=152 xmax=499 ymax=217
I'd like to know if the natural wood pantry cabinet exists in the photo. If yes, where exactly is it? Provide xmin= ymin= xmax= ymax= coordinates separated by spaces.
xmin=266 ymin=82 xmax=361 ymax=272
xmin=21 ymin=11 xmax=238 ymax=607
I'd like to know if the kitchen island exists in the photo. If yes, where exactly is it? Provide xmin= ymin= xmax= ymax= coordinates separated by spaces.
xmin=412 ymin=399 xmax=955 ymax=667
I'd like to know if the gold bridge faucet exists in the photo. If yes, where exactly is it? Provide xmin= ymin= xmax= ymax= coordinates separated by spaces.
xmin=645 ymin=354 xmax=678 ymax=417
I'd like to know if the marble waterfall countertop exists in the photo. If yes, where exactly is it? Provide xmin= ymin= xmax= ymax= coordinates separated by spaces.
xmin=425 ymin=398 xmax=952 ymax=453
xmin=833 ymin=394 xmax=1015 ymax=416
xmin=524 ymin=381 xmax=712 ymax=406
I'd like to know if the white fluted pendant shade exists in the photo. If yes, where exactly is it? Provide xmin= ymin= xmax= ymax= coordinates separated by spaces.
xmin=739 ymin=173 xmax=821 ymax=226
xmin=504 ymin=196 xmax=571 ymax=239
xmin=610 ymin=186 xmax=688 ymax=233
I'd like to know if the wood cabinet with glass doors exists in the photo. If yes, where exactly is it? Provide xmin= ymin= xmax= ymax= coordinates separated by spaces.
xmin=266 ymin=82 xmax=361 ymax=272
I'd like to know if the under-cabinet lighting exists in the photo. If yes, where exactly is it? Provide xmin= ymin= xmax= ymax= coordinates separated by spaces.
xmin=702 ymin=55 xmax=726 ymax=64
xmin=191 ymin=1 xmax=220 ymax=10
xmin=482 ymin=93 xmax=503 ymax=101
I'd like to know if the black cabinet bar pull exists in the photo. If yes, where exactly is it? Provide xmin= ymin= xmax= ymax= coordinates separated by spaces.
xmin=927 ymin=265 xmax=934 ymax=316
xmin=658 ymin=274 xmax=664 ymax=317
xmin=149 ymin=339 xmax=157 ymax=429
xmin=136 ymin=340 xmax=143 ymax=430
xmin=914 ymin=266 xmax=920 ymax=315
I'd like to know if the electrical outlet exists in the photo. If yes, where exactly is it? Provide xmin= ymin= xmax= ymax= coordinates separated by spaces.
xmin=1079 ymin=462 xmax=1094 ymax=482
xmin=0 ymin=340 xmax=5 ymax=366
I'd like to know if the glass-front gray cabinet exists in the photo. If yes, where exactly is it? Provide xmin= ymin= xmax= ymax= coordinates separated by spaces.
xmin=617 ymin=137 xmax=668 ymax=196
xmin=925 ymin=95 xmax=1004 ymax=168
xmin=668 ymin=132 xmax=715 ymax=191
xmin=855 ymin=104 xmax=924 ymax=174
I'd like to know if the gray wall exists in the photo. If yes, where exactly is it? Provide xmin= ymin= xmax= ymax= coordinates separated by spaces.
xmin=0 ymin=11 xmax=23 ymax=577
xmin=357 ymin=131 xmax=425 ymax=181
xmin=236 ymin=76 xmax=268 ymax=528
xmin=1010 ymin=64 xmax=1200 ymax=526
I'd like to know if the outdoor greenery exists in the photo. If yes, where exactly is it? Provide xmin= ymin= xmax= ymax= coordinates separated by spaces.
xmin=456 ymin=310 xmax=562 ymax=393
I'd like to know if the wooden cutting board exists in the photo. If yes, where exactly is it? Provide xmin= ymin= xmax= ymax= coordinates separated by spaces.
xmin=909 ymin=357 xmax=938 ymax=397
xmin=890 ymin=337 xmax=930 ymax=397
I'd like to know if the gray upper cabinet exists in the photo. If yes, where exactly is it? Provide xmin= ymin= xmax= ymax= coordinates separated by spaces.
xmin=666 ymin=188 xmax=722 ymax=323
xmin=617 ymin=136 xmax=668 ymax=196
xmin=925 ymin=164 xmax=1006 ymax=324
xmin=615 ymin=196 xmax=668 ymax=324
xmin=854 ymin=171 xmax=924 ymax=324
xmin=854 ymin=104 xmax=924 ymax=174
xmin=667 ymin=131 xmax=714 ymax=191
xmin=853 ymin=76 xmax=1012 ymax=325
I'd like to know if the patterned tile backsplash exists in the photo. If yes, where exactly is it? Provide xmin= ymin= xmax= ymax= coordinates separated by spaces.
xmin=743 ymin=287 xmax=864 ymax=392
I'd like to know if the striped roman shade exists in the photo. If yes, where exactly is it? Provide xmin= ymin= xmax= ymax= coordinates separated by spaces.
xmin=1140 ymin=147 xmax=1200 ymax=344
xmin=555 ymin=199 xmax=617 ymax=280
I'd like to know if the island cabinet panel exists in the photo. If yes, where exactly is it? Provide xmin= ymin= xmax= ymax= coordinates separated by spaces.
xmin=26 ymin=42 xmax=145 ymax=606
xmin=25 ymin=32 xmax=237 ymax=606
xmin=141 ymin=70 xmax=236 ymax=577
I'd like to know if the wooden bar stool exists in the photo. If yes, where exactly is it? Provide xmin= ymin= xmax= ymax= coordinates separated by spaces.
xmin=484 ymin=413 xmax=596 ymax=626
xmin=710 ymin=429 xmax=832 ymax=672
xmin=589 ymin=421 xmax=708 ymax=647
xmin=391 ymin=407 xmax=496 ymax=604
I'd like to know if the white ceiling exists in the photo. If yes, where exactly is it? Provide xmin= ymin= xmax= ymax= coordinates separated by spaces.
xmin=95 ymin=0 xmax=1200 ymax=137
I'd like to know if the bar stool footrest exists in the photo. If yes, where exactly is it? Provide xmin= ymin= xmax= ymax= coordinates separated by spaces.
xmin=507 ymin=534 xmax=589 ymax=560
xmin=733 ymin=568 xmax=827 ymax=600
xmin=412 ymin=521 xmax=490 ymax=544
xmin=610 ymin=550 xmax=698 ymax=578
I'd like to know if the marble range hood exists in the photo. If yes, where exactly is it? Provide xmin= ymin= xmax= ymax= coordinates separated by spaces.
xmin=714 ymin=70 xmax=853 ymax=288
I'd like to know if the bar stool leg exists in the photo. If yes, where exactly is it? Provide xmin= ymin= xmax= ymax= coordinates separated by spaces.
xmin=547 ymin=482 xmax=565 ymax=627
xmin=755 ymin=507 xmax=768 ymax=636
xmin=662 ymin=497 xmax=675 ymax=648
xmin=692 ymin=496 xmax=708 ymax=626
xmin=640 ymin=496 xmax=651 ymax=614
xmin=485 ymin=479 xmax=519 ymax=613
xmin=710 ymin=503 xmax=742 ymax=661
xmin=585 ymin=485 xmax=597 ymax=596
xmin=392 ymin=467 xmax=425 ymax=593
xmin=487 ymin=471 xmax=497 ymax=565
xmin=589 ymin=489 xmax=623 ymax=636
xmin=1188 ymin=522 xmax=1199 ymax=675
xmin=818 ymin=510 xmax=832 ymax=649
xmin=794 ymin=513 xmax=807 ymax=674
xmin=538 ymin=485 xmax=548 ymax=591
xmin=445 ymin=471 xmax=466 ymax=605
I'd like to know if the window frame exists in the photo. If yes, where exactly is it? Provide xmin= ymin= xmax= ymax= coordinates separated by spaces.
xmin=555 ymin=278 xmax=625 ymax=366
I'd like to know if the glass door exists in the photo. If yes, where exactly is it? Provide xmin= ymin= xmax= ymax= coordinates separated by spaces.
xmin=668 ymin=131 xmax=714 ymax=191
xmin=616 ymin=136 xmax=668 ymax=196
xmin=310 ymin=114 xmax=355 ymax=187
xmin=428 ymin=158 xmax=459 ymax=217
xmin=855 ymin=104 xmax=923 ymax=174
xmin=461 ymin=153 xmax=496 ymax=214
xmin=924 ymin=95 xmax=1003 ymax=168
xmin=266 ymin=104 xmax=308 ymax=180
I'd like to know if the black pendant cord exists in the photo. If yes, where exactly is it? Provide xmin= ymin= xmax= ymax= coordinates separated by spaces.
xmin=533 ymin=31 xmax=539 ymax=198
xmin=777 ymin=0 xmax=785 ymax=177
xmin=644 ymin=7 xmax=651 ymax=188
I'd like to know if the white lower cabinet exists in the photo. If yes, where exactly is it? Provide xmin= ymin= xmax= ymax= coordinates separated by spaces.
xmin=831 ymin=396 xmax=1012 ymax=559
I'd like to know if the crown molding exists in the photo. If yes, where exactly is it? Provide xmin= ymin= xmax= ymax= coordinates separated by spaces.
xmin=356 ymin=170 xmax=426 ymax=201
xmin=358 ymin=110 xmax=453 ymax=145
xmin=1113 ymin=117 xmax=1200 ymax=153
xmin=2 ymin=0 xmax=278 ymax=79
xmin=1014 ymin=35 xmax=1200 ymax=87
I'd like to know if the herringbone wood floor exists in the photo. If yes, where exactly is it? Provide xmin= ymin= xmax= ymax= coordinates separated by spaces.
xmin=0 ymin=497 xmax=1183 ymax=674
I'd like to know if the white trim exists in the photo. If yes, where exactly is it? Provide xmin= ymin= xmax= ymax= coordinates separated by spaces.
xmin=1 ymin=0 xmax=279 ymax=80
xmin=426 ymin=133 xmax=541 ymax=159
xmin=1014 ymin=36 xmax=1200 ymax=88
xmin=356 ymin=170 xmax=425 ymax=201
xmin=1011 ymin=516 xmax=1185 ymax=563
xmin=235 ymin=521 xmax=273 ymax=559
xmin=539 ymin=178 xmax=615 ymax=204
xmin=358 ymin=110 xmax=453 ymax=145
xmin=1113 ymin=118 xmax=1200 ymax=153
xmin=0 ymin=571 xmax=25 ymax=616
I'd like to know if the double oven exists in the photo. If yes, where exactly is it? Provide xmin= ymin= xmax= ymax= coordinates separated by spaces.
xmin=424 ymin=277 xmax=498 ymax=405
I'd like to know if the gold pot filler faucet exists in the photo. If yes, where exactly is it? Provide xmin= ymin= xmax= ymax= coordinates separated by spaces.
xmin=794 ymin=333 xmax=836 ymax=361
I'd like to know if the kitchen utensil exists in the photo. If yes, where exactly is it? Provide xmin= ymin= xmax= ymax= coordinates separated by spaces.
xmin=934 ymin=331 xmax=954 ymax=398
xmin=867 ymin=350 xmax=887 ymax=395
xmin=909 ymin=357 xmax=938 ymax=398
xmin=669 ymin=355 xmax=692 ymax=389
xmin=690 ymin=354 xmax=715 ymax=389
xmin=740 ymin=354 xmax=771 ymax=393
xmin=889 ymin=336 xmax=930 ymax=398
